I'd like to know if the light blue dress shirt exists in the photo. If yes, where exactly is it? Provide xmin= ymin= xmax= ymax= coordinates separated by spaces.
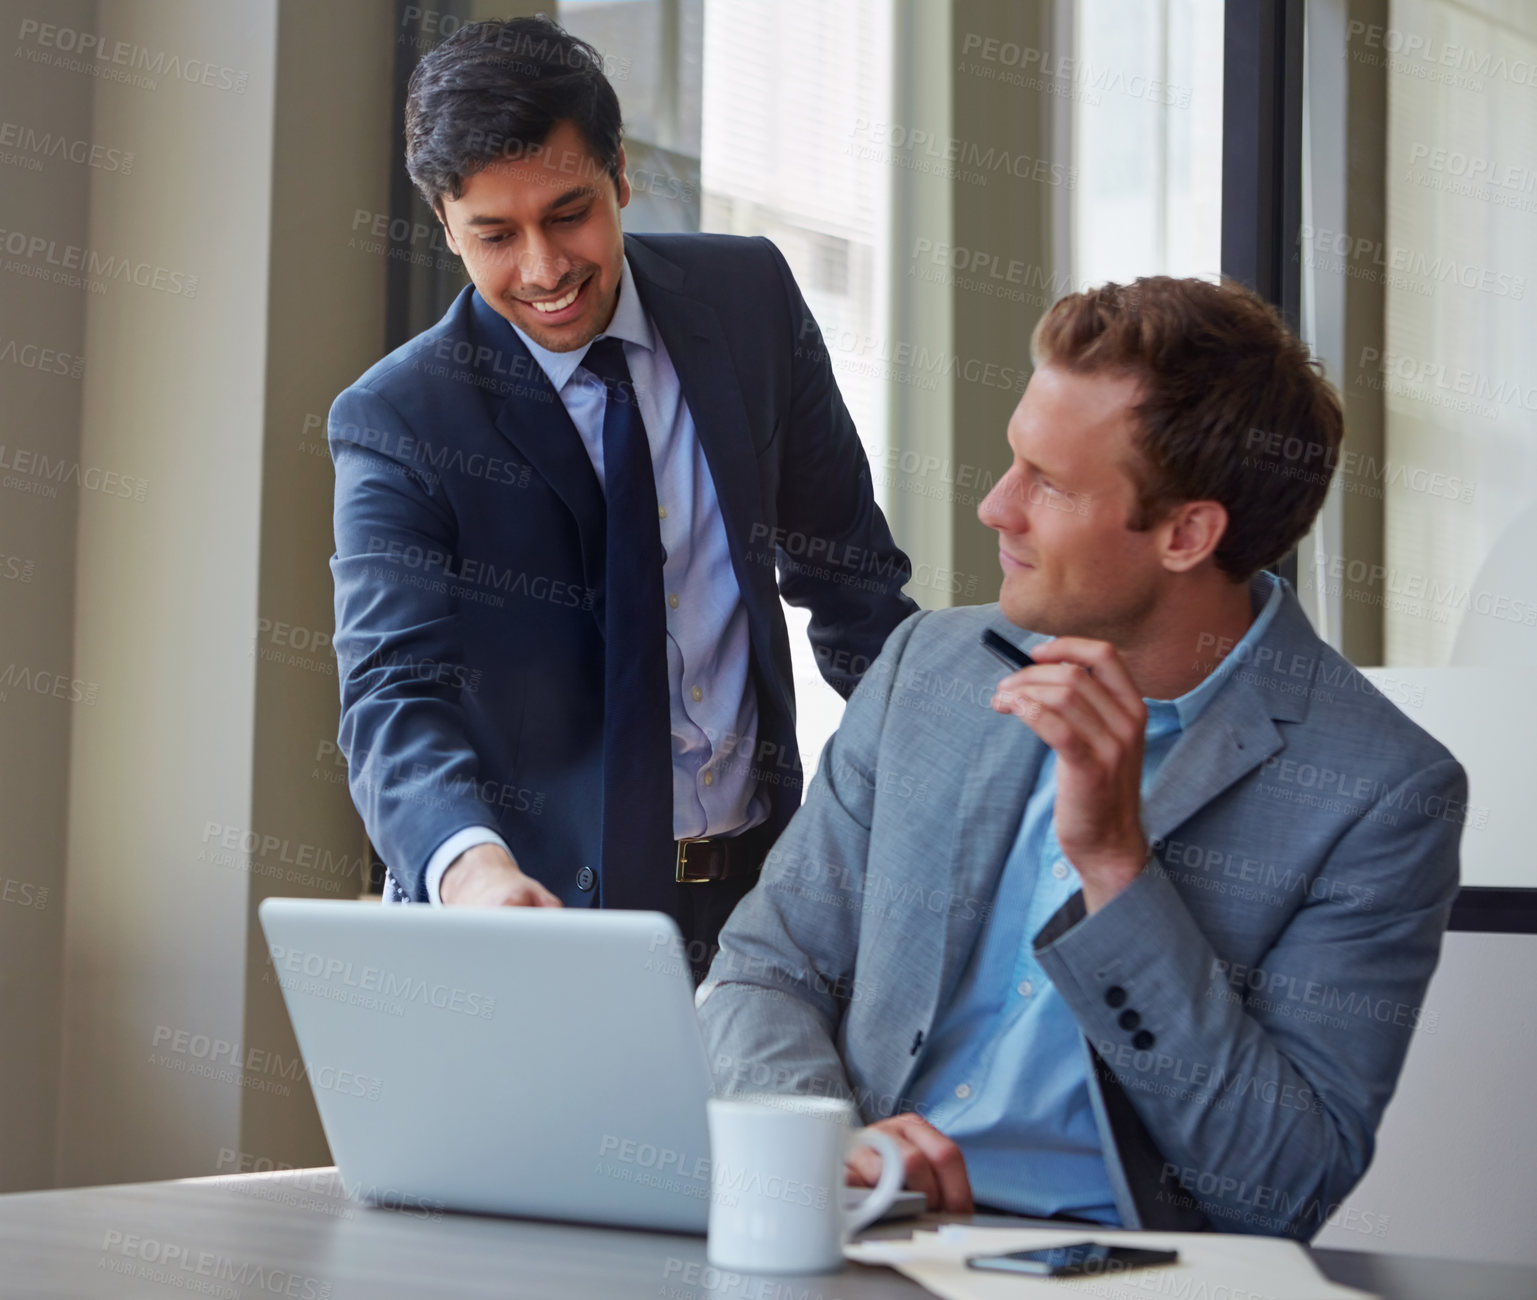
xmin=906 ymin=574 xmax=1285 ymax=1219
xmin=426 ymin=259 xmax=767 ymax=901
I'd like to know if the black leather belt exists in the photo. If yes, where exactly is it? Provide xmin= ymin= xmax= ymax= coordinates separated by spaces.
xmin=675 ymin=828 xmax=768 ymax=884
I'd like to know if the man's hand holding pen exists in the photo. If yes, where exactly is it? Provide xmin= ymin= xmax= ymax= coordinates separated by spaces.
xmin=990 ymin=637 xmax=1151 ymax=914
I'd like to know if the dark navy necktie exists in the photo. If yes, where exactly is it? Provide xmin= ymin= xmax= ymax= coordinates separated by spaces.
xmin=581 ymin=337 xmax=676 ymax=913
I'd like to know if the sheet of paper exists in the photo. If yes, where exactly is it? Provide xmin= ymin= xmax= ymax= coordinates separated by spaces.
xmin=846 ymin=1225 xmax=1378 ymax=1300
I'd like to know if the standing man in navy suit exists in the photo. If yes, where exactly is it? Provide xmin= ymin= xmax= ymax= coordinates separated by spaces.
xmin=328 ymin=16 xmax=916 ymax=974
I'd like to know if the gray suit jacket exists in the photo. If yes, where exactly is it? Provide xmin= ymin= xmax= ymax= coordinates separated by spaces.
xmin=696 ymin=579 xmax=1465 ymax=1239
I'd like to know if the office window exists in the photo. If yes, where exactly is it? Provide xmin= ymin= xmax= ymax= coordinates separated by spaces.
xmin=686 ymin=0 xmax=1225 ymax=776
xmin=699 ymin=0 xmax=895 ymax=772
xmin=1073 ymin=0 xmax=1225 ymax=286
xmin=1303 ymin=0 xmax=1537 ymax=673
xmin=559 ymin=0 xmax=705 ymax=233
xmin=1376 ymin=0 xmax=1537 ymax=669
xmin=1298 ymin=0 xmax=1537 ymax=891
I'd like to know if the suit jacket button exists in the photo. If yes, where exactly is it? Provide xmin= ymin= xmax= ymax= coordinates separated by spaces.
xmin=576 ymin=867 xmax=595 ymax=891
xmin=1104 ymin=985 xmax=1128 ymax=1008
xmin=1118 ymin=1009 xmax=1141 ymax=1031
xmin=1131 ymin=1029 xmax=1156 ymax=1051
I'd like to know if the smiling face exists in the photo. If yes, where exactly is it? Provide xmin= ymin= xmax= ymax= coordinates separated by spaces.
xmin=978 ymin=364 xmax=1174 ymax=641
xmin=437 ymin=119 xmax=631 ymax=352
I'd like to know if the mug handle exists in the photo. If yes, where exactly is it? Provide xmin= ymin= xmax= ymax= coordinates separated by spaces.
xmin=842 ymin=1126 xmax=906 ymax=1236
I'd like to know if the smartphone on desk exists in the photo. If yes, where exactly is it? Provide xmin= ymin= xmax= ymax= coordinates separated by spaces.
xmin=966 ymin=1240 xmax=1179 ymax=1278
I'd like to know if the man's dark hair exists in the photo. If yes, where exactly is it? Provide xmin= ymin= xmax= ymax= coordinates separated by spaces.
xmin=1032 ymin=276 xmax=1345 ymax=581
xmin=405 ymin=16 xmax=623 ymax=213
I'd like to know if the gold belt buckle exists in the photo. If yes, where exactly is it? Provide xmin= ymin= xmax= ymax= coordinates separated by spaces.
xmin=676 ymin=837 xmax=713 ymax=884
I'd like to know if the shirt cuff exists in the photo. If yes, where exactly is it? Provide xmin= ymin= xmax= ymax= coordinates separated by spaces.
xmin=425 ymin=827 xmax=510 ymax=905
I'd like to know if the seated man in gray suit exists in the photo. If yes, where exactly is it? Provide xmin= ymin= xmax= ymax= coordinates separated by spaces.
xmin=695 ymin=276 xmax=1466 ymax=1239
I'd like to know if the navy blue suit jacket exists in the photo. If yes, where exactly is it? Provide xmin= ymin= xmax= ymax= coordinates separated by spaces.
xmin=329 ymin=233 xmax=918 ymax=906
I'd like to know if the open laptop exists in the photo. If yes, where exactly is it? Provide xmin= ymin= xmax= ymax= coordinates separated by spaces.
xmin=258 ymin=898 xmax=924 ymax=1232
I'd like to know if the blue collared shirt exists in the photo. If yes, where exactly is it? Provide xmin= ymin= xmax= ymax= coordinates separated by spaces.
xmin=425 ymin=259 xmax=766 ymax=901
xmin=905 ymin=574 xmax=1285 ymax=1219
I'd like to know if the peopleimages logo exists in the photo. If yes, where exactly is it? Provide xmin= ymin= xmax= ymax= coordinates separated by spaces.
xmin=0 ymin=443 xmax=149 ymax=500
xmin=100 ymin=1232 xmax=330 ymax=1300
xmin=1406 ymin=142 xmax=1536 ymax=194
xmin=1297 ymin=223 xmax=1525 ymax=299
xmin=1314 ymin=547 xmax=1537 ymax=630
xmin=0 ymin=227 xmax=198 ymax=297
xmin=1357 ymin=345 xmax=1537 ymax=418
xmin=594 ymin=1135 xmax=829 ymax=1210
xmin=15 ymin=19 xmax=249 ymax=93
xmin=149 ymin=1024 xmax=384 ymax=1100
xmin=959 ymin=33 xmax=1194 ymax=108
xmin=268 ymin=944 xmax=496 ymax=1020
xmin=0 ymin=336 xmax=84 ymax=378
xmin=847 ymin=117 xmax=1077 ymax=189
xmin=1347 ymin=19 xmax=1537 ymax=90
xmin=802 ymin=318 xmax=1030 ymax=394
xmin=0 ymin=121 xmax=134 ymax=173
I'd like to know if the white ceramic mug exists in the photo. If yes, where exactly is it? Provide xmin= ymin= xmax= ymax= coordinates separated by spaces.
xmin=705 ymin=1094 xmax=905 ymax=1274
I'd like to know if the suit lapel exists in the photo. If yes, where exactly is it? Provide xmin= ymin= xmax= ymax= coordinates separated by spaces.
xmin=894 ymin=620 xmax=1054 ymax=1095
xmin=1142 ymin=580 xmax=1314 ymax=846
xmin=467 ymin=291 xmax=608 ymax=630
xmin=912 ymin=586 xmax=1319 ymax=1014
xmin=942 ymin=712 xmax=1044 ymax=971
xmin=623 ymin=237 xmax=786 ymax=715
xmin=1141 ymin=684 xmax=1286 ymax=846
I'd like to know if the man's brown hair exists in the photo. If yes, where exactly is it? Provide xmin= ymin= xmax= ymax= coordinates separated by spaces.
xmin=1031 ymin=276 xmax=1344 ymax=581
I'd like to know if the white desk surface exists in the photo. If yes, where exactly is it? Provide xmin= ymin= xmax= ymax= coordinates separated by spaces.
xmin=1 ymin=1168 xmax=1534 ymax=1300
